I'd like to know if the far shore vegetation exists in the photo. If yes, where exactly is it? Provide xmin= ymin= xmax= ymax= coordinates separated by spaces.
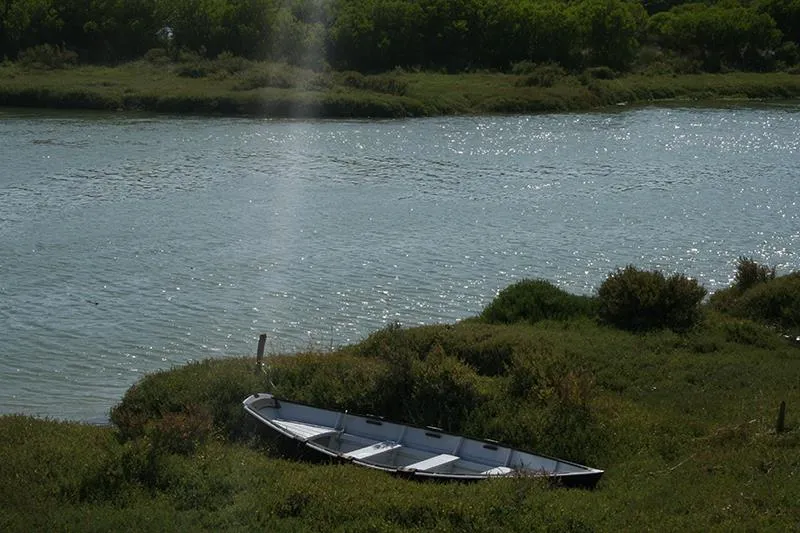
xmin=2 ymin=0 xmax=800 ymax=116
xmin=2 ymin=257 xmax=799 ymax=531
xmin=3 ymin=59 xmax=800 ymax=117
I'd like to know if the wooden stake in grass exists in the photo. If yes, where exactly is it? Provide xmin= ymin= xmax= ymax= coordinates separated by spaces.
xmin=776 ymin=401 xmax=786 ymax=433
xmin=256 ymin=333 xmax=267 ymax=373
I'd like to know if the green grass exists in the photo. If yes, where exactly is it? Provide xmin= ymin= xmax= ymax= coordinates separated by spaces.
xmin=4 ymin=59 xmax=800 ymax=527
xmin=3 ymin=276 xmax=800 ymax=531
xmin=2 ymin=60 xmax=800 ymax=117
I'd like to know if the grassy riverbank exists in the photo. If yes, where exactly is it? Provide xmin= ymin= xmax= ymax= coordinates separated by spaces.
xmin=2 ymin=59 xmax=800 ymax=117
xmin=2 ymin=263 xmax=799 ymax=531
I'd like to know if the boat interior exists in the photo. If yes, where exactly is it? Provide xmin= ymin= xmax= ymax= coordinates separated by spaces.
xmin=247 ymin=395 xmax=591 ymax=477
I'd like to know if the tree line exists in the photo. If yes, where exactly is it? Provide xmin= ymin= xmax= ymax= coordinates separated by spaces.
xmin=1 ymin=0 xmax=799 ymax=73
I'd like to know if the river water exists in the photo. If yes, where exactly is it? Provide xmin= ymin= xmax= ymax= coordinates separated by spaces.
xmin=1 ymin=105 xmax=798 ymax=421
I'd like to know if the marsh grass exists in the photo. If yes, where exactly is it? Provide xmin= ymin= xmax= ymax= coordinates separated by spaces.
xmin=3 ymin=62 xmax=800 ymax=117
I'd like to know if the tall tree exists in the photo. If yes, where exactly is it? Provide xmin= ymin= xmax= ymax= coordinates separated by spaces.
xmin=649 ymin=3 xmax=781 ymax=71
xmin=573 ymin=0 xmax=648 ymax=70
xmin=1 ymin=0 xmax=61 ymax=59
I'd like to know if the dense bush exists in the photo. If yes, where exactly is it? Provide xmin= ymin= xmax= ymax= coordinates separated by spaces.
xmin=775 ymin=41 xmax=800 ymax=67
xmin=708 ymin=259 xmax=798 ymax=337
xmin=733 ymin=273 xmax=800 ymax=333
xmin=648 ymin=3 xmax=782 ymax=72
xmin=337 ymin=321 xmax=606 ymax=459
xmin=721 ymin=319 xmax=779 ymax=349
xmin=438 ymin=324 xmax=518 ymax=377
xmin=347 ymin=321 xmax=435 ymax=362
xmin=582 ymin=66 xmax=617 ymax=80
xmin=110 ymin=358 xmax=269 ymax=442
xmin=18 ymin=44 xmax=78 ymax=69
xmin=5 ymin=0 xmax=796 ymax=74
xmin=597 ymin=265 xmax=707 ymax=332
xmin=143 ymin=405 xmax=215 ymax=455
xmin=350 ymin=322 xmax=537 ymax=377
xmin=757 ymin=0 xmax=800 ymax=45
xmin=464 ymin=347 xmax=603 ymax=465
xmin=734 ymin=256 xmax=776 ymax=290
xmin=143 ymin=48 xmax=170 ymax=65
xmin=407 ymin=345 xmax=483 ymax=431
xmin=174 ymin=52 xmax=253 ymax=79
xmin=339 ymin=324 xmax=485 ymax=430
xmin=339 ymin=71 xmax=409 ymax=95
xmin=514 ymin=62 xmax=569 ymax=87
xmin=480 ymin=279 xmax=598 ymax=325
xmin=269 ymin=352 xmax=388 ymax=414
xmin=233 ymin=64 xmax=311 ymax=90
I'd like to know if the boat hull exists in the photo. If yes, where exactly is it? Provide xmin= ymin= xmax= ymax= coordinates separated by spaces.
xmin=243 ymin=393 xmax=603 ymax=488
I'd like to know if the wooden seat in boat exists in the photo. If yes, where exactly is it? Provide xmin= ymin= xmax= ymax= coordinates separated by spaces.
xmin=405 ymin=454 xmax=459 ymax=471
xmin=344 ymin=441 xmax=401 ymax=460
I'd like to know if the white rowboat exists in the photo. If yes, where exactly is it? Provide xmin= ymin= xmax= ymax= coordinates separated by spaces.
xmin=243 ymin=393 xmax=604 ymax=487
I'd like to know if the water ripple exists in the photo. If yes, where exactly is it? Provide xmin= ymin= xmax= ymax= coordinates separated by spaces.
xmin=1 ymin=106 xmax=799 ymax=420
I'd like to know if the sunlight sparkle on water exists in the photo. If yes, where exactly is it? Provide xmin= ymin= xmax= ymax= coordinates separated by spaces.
xmin=1 ymin=106 xmax=799 ymax=420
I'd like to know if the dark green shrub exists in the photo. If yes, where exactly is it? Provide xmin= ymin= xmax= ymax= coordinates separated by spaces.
xmin=506 ymin=350 xmax=594 ymax=407
xmin=110 ymin=358 xmax=268 ymax=442
xmin=81 ymin=433 xmax=231 ymax=505
xmin=362 ymin=75 xmax=408 ymax=96
xmin=735 ymin=273 xmax=800 ymax=332
xmin=144 ymin=48 xmax=170 ymax=65
xmin=351 ymin=322 xmax=520 ymax=377
xmin=690 ymin=337 xmax=721 ymax=354
xmin=507 ymin=351 xmax=550 ymax=401
xmin=342 ymin=324 xmax=486 ymax=430
xmin=722 ymin=319 xmax=778 ymax=349
xmin=143 ymin=405 xmax=214 ymax=455
xmin=407 ymin=345 xmax=482 ymax=431
xmin=348 ymin=322 xmax=437 ymax=362
xmin=510 ymin=60 xmax=540 ymax=75
xmin=539 ymin=395 xmax=603 ymax=466
xmin=175 ymin=60 xmax=212 ymax=78
xmin=305 ymin=73 xmax=334 ymax=91
xmin=270 ymin=352 xmax=386 ymax=414
xmin=79 ymin=438 xmax=160 ymax=500
xmin=451 ymin=335 xmax=515 ymax=377
xmin=480 ymin=279 xmax=598 ymax=325
xmin=234 ymin=68 xmax=297 ymax=90
xmin=175 ymin=49 xmax=204 ymax=63
xmin=707 ymin=285 xmax=740 ymax=314
xmin=339 ymin=71 xmax=408 ymax=95
xmin=597 ymin=266 xmax=706 ymax=332
xmin=213 ymin=52 xmax=251 ymax=74
xmin=583 ymin=66 xmax=616 ymax=80
xmin=18 ymin=44 xmax=78 ymax=69
xmin=776 ymin=41 xmax=800 ymax=67
xmin=470 ymin=352 xmax=603 ymax=464
xmin=514 ymin=63 xmax=568 ymax=88
xmin=175 ymin=53 xmax=251 ymax=79
xmin=340 ymin=70 xmax=365 ymax=88
xmin=734 ymin=256 xmax=776 ymax=290
xmin=232 ymin=64 xmax=325 ymax=91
